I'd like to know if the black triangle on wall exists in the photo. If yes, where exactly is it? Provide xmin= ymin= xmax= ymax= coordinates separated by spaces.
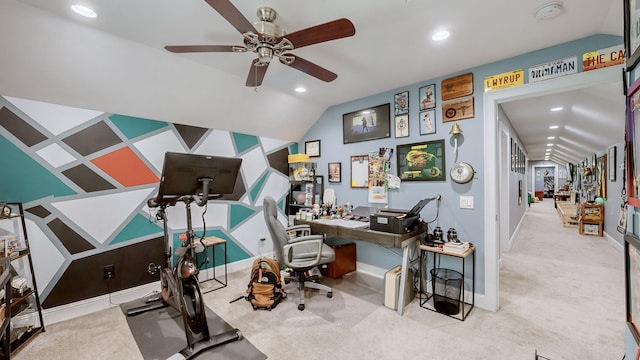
xmin=174 ymin=124 xmax=209 ymax=150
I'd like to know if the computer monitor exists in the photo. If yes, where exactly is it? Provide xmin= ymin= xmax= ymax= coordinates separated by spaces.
xmin=156 ymin=152 xmax=242 ymax=204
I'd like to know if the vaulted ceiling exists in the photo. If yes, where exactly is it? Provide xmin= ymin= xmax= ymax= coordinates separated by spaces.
xmin=0 ymin=0 xmax=624 ymax=163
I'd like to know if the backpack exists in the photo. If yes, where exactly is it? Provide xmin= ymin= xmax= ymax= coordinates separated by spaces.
xmin=246 ymin=257 xmax=286 ymax=310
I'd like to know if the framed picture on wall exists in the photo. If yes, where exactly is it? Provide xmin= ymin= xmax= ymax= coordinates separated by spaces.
xmin=395 ymin=115 xmax=409 ymax=138
xmin=609 ymin=146 xmax=616 ymax=181
xmin=625 ymin=233 xmax=640 ymax=343
xmin=328 ymin=162 xmax=341 ymax=183
xmin=342 ymin=103 xmax=391 ymax=144
xmin=350 ymin=155 xmax=369 ymax=188
xmin=625 ymin=0 xmax=640 ymax=71
xmin=419 ymin=110 xmax=436 ymax=135
xmin=419 ymin=84 xmax=436 ymax=110
xmin=394 ymin=91 xmax=409 ymax=115
xmin=396 ymin=139 xmax=445 ymax=181
xmin=629 ymin=77 xmax=640 ymax=207
xmin=305 ymin=139 xmax=321 ymax=157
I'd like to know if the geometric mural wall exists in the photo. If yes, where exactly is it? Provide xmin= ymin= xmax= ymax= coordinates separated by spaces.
xmin=0 ymin=95 xmax=297 ymax=308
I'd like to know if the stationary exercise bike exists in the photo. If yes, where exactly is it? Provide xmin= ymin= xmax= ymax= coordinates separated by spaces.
xmin=127 ymin=152 xmax=243 ymax=360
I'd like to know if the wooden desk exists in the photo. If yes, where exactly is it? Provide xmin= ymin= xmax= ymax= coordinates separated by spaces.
xmin=295 ymin=218 xmax=421 ymax=315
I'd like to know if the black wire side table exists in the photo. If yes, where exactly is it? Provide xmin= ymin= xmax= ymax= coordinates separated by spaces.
xmin=419 ymin=244 xmax=475 ymax=321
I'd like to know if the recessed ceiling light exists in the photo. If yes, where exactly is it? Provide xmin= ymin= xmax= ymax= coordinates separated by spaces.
xmin=546 ymin=148 xmax=551 ymax=152
xmin=547 ymin=136 xmax=555 ymax=139
xmin=550 ymin=107 xmax=563 ymax=112
xmin=546 ymin=143 xmax=554 ymax=146
xmin=71 ymin=4 xmax=97 ymax=18
xmin=549 ymin=125 xmax=559 ymax=129
xmin=294 ymin=87 xmax=306 ymax=93
xmin=432 ymin=30 xmax=450 ymax=41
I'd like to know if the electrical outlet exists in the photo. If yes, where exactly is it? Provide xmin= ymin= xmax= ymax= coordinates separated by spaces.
xmin=104 ymin=264 xmax=115 ymax=280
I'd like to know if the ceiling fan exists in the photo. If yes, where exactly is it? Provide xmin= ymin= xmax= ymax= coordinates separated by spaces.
xmin=165 ymin=0 xmax=356 ymax=87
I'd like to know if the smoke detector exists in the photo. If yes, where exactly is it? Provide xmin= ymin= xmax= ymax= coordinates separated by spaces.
xmin=534 ymin=1 xmax=563 ymax=20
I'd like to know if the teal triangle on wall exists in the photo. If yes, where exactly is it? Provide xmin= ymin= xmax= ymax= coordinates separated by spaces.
xmin=249 ymin=171 xmax=269 ymax=203
xmin=277 ymin=198 xmax=286 ymax=212
xmin=230 ymin=204 xmax=256 ymax=230
xmin=110 ymin=213 xmax=163 ymax=245
xmin=0 ymin=135 xmax=75 ymax=203
xmin=109 ymin=114 xmax=167 ymax=140
xmin=232 ymin=133 xmax=259 ymax=154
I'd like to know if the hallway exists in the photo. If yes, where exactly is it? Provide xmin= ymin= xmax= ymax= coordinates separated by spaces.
xmin=499 ymin=198 xmax=624 ymax=359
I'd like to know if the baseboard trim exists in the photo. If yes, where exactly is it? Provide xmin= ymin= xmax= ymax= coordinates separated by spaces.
xmin=43 ymin=281 xmax=159 ymax=325
xmin=44 ymin=256 xmax=261 ymax=325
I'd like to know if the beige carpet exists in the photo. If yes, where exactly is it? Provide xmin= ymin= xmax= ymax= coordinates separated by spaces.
xmin=13 ymin=199 xmax=624 ymax=359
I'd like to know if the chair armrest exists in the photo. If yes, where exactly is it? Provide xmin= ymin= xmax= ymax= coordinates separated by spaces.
xmin=286 ymin=224 xmax=312 ymax=237
xmin=282 ymin=235 xmax=324 ymax=269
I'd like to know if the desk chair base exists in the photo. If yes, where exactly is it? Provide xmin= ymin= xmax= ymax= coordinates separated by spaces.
xmin=288 ymin=270 xmax=333 ymax=311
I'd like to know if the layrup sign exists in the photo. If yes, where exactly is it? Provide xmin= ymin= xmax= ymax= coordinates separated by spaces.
xmin=484 ymin=69 xmax=524 ymax=92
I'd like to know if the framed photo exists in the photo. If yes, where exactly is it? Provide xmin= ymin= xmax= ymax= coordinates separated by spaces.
xmin=328 ymin=162 xmax=341 ymax=183
xmin=350 ymin=155 xmax=369 ymax=188
xmin=625 ymin=233 xmax=640 ymax=343
xmin=625 ymin=0 xmax=640 ymax=71
xmin=305 ymin=139 xmax=321 ymax=157
xmin=511 ymin=138 xmax=515 ymax=171
xmin=394 ymin=91 xmax=409 ymax=115
xmin=394 ymin=115 xmax=409 ymax=138
xmin=419 ymin=109 xmax=436 ymax=135
xmin=609 ymin=146 xmax=617 ymax=181
xmin=396 ymin=139 xmax=445 ymax=181
xmin=342 ymin=103 xmax=391 ymax=144
xmin=627 ymin=77 xmax=640 ymax=207
xmin=419 ymin=84 xmax=436 ymax=110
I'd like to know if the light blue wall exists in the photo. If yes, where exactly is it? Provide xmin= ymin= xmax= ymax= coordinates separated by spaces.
xmin=300 ymin=34 xmax=623 ymax=297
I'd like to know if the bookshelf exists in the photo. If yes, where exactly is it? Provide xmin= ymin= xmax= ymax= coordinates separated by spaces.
xmin=579 ymin=203 xmax=603 ymax=236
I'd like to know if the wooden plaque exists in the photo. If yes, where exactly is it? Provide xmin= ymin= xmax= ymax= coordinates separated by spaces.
xmin=442 ymin=96 xmax=474 ymax=122
xmin=441 ymin=72 xmax=474 ymax=100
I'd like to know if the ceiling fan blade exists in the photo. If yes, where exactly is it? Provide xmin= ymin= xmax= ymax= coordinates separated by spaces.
xmin=246 ymin=59 xmax=269 ymax=87
xmin=282 ymin=18 xmax=355 ymax=49
xmin=165 ymin=45 xmax=236 ymax=53
xmin=204 ymin=0 xmax=257 ymax=35
xmin=282 ymin=54 xmax=337 ymax=83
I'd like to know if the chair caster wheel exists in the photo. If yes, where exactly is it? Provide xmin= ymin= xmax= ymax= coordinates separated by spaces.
xmin=298 ymin=304 xmax=305 ymax=311
xmin=327 ymin=291 xmax=333 ymax=298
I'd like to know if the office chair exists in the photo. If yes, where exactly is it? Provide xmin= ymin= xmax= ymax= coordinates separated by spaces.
xmin=263 ymin=196 xmax=335 ymax=310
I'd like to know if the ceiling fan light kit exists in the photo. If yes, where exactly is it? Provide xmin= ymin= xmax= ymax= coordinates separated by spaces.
xmin=165 ymin=1 xmax=355 ymax=87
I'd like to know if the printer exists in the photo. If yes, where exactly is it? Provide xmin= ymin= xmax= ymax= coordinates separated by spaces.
xmin=369 ymin=196 xmax=439 ymax=234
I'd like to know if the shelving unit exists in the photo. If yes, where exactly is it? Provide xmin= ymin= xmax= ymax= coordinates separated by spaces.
xmin=286 ymin=162 xmax=323 ymax=216
xmin=0 ymin=203 xmax=44 ymax=357
xmin=0 ymin=258 xmax=12 ymax=360
xmin=579 ymin=202 xmax=603 ymax=236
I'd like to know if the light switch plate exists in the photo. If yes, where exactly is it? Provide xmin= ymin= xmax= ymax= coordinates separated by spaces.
xmin=460 ymin=196 xmax=474 ymax=209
